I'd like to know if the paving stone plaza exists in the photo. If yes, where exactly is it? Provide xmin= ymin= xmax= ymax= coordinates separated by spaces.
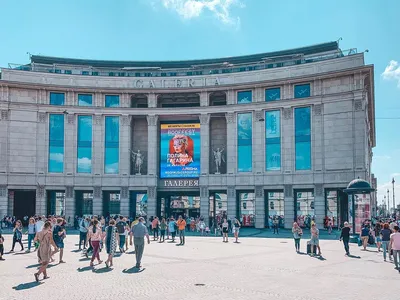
xmin=0 ymin=234 xmax=398 ymax=300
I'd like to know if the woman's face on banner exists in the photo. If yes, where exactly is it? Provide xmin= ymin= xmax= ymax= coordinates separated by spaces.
xmin=173 ymin=138 xmax=186 ymax=153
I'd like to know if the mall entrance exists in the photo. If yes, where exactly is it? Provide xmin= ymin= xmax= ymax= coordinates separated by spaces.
xmin=10 ymin=190 xmax=36 ymax=223
xmin=325 ymin=188 xmax=348 ymax=228
xmin=157 ymin=191 xmax=200 ymax=219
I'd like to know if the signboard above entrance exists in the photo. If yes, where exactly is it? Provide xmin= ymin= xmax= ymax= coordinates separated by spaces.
xmin=161 ymin=179 xmax=199 ymax=188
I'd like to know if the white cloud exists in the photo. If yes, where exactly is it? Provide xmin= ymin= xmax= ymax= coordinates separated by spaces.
xmin=156 ymin=0 xmax=244 ymax=27
xmin=49 ymin=152 xmax=64 ymax=163
xmin=77 ymin=157 xmax=92 ymax=172
xmin=105 ymin=163 xmax=119 ymax=174
xmin=381 ymin=60 xmax=400 ymax=87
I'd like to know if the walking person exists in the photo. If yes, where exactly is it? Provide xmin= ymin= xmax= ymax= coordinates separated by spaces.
xmin=360 ymin=225 xmax=369 ymax=251
xmin=159 ymin=218 xmax=167 ymax=243
xmin=87 ymin=219 xmax=103 ymax=267
xmin=116 ymin=216 xmax=127 ymax=253
xmin=375 ymin=221 xmax=382 ymax=252
xmin=177 ymin=215 xmax=186 ymax=246
xmin=26 ymin=217 xmax=36 ymax=253
xmin=10 ymin=220 xmax=23 ymax=252
xmin=390 ymin=226 xmax=400 ymax=272
xmin=327 ymin=218 xmax=333 ymax=234
xmin=381 ymin=223 xmax=392 ymax=261
xmin=168 ymin=217 xmax=177 ymax=243
xmin=34 ymin=221 xmax=58 ymax=282
xmin=0 ymin=233 xmax=5 ymax=260
xmin=273 ymin=216 xmax=279 ymax=234
xmin=292 ymin=222 xmax=303 ymax=252
xmin=78 ymin=217 xmax=89 ymax=250
xmin=310 ymin=223 xmax=321 ymax=256
xmin=104 ymin=219 xmax=119 ymax=268
xmin=340 ymin=221 xmax=351 ymax=256
xmin=130 ymin=217 xmax=150 ymax=269
xmin=222 ymin=218 xmax=229 ymax=243
xmin=52 ymin=218 xmax=66 ymax=263
xmin=152 ymin=217 xmax=160 ymax=241
xmin=233 ymin=218 xmax=241 ymax=243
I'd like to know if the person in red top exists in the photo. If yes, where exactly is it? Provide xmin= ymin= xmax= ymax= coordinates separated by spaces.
xmin=177 ymin=215 xmax=186 ymax=246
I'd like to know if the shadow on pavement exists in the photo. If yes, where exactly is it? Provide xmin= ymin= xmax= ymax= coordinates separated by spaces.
xmin=126 ymin=251 xmax=135 ymax=254
xmin=26 ymin=263 xmax=41 ymax=269
xmin=347 ymin=254 xmax=361 ymax=259
xmin=77 ymin=266 xmax=93 ymax=272
xmin=70 ymin=249 xmax=81 ymax=253
xmin=297 ymin=252 xmax=308 ymax=256
xmin=122 ymin=267 xmax=145 ymax=274
xmin=14 ymin=252 xmax=30 ymax=255
xmin=93 ymin=266 xmax=113 ymax=274
xmin=79 ymin=257 xmax=91 ymax=261
xmin=12 ymin=282 xmax=43 ymax=290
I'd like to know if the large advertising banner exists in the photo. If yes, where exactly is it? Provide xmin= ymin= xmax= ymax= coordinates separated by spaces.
xmin=160 ymin=123 xmax=200 ymax=178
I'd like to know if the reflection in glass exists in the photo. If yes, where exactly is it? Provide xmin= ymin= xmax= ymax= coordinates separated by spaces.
xmin=104 ymin=116 xmax=119 ymax=174
xmin=295 ymin=107 xmax=311 ymax=170
xmin=105 ymin=95 xmax=120 ymax=107
xmin=237 ymin=113 xmax=252 ymax=172
xmin=326 ymin=190 xmax=338 ymax=227
xmin=237 ymin=90 xmax=252 ymax=104
xmin=48 ymin=114 xmax=64 ymax=173
xmin=265 ymin=111 xmax=281 ymax=170
xmin=209 ymin=193 xmax=227 ymax=225
xmin=136 ymin=194 xmax=147 ymax=216
xmin=294 ymin=84 xmax=311 ymax=98
xmin=82 ymin=192 xmax=93 ymax=216
xmin=50 ymin=92 xmax=65 ymax=105
xmin=239 ymin=192 xmax=255 ymax=227
xmin=354 ymin=194 xmax=371 ymax=234
xmin=78 ymin=94 xmax=93 ymax=106
xmin=267 ymin=192 xmax=284 ymax=228
xmin=169 ymin=196 xmax=200 ymax=218
xmin=295 ymin=190 xmax=315 ymax=228
xmin=265 ymin=88 xmax=281 ymax=101
xmin=108 ymin=193 xmax=121 ymax=216
xmin=77 ymin=116 xmax=92 ymax=173
xmin=48 ymin=191 xmax=65 ymax=216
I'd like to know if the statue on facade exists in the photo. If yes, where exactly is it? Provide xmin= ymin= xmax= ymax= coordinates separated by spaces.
xmin=131 ymin=150 xmax=144 ymax=174
xmin=213 ymin=147 xmax=225 ymax=174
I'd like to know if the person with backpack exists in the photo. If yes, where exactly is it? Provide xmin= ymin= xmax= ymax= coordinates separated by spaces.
xmin=78 ymin=217 xmax=89 ymax=250
xmin=116 ymin=216 xmax=127 ymax=253
xmin=10 ymin=220 xmax=23 ymax=252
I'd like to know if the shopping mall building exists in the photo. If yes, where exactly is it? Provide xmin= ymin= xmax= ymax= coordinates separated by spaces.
xmin=0 ymin=41 xmax=376 ymax=229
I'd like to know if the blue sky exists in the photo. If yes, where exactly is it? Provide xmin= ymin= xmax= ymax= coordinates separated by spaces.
xmin=1 ymin=0 xmax=399 ymax=206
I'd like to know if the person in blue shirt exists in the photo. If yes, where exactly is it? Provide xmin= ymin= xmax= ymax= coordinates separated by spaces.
xmin=360 ymin=225 xmax=370 ymax=251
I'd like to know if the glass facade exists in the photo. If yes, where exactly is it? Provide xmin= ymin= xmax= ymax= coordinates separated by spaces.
xmin=294 ymin=83 xmax=311 ymax=98
xmin=50 ymin=92 xmax=65 ymax=105
xmin=78 ymin=94 xmax=93 ymax=106
xmin=265 ymin=88 xmax=281 ymax=101
xmin=238 ymin=192 xmax=255 ymax=227
xmin=135 ymin=193 xmax=148 ymax=217
xmin=82 ymin=192 xmax=93 ymax=216
xmin=237 ymin=113 xmax=252 ymax=172
xmin=295 ymin=190 xmax=315 ymax=228
xmin=237 ymin=90 xmax=252 ymax=104
xmin=104 ymin=116 xmax=120 ymax=174
xmin=295 ymin=107 xmax=311 ymax=170
xmin=47 ymin=191 xmax=65 ymax=216
xmin=326 ymin=190 xmax=338 ymax=228
xmin=265 ymin=110 xmax=281 ymax=171
xmin=77 ymin=116 xmax=92 ymax=173
xmin=48 ymin=114 xmax=64 ymax=173
xmin=266 ymin=191 xmax=284 ymax=228
xmin=107 ymin=193 xmax=121 ymax=216
xmin=105 ymin=95 xmax=120 ymax=107
xmin=209 ymin=193 xmax=228 ymax=226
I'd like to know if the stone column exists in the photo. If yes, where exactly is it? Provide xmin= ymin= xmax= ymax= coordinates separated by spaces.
xmin=146 ymin=115 xmax=158 ymax=176
xmin=254 ymin=87 xmax=263 ymax=102
xmin=121 ymin=93 xmax=130 ymax=108
xmin=314 ymin=184 xmax=324 ymax=228
xmin=93 ymin=115 xmax=103 ymax=176
xmin=36 ymin=112 xmax=47 ymax=174
xmin=255 ymin=186 xmax=265 ymax=228
xmin=36 ymin=185 xmax=46 ymax=216
xmin=120 ymin=186 xmax=129 ymax=216
xmin=200 ymin=114 xmax=210 ymax=175
xmin=225 ymin=113 xmax=236 ymax=175
xmin=95 ymin=91 xmax=102 ymax=107
xmin=282 ymin=107 xmax=294 ymax=173
xmin=313 ymin=104 xmax=324 ymax=172
xmin=253 ymin=111 xmax=264 ymax=174
xmin=0 ymin=110 xmax=10 ymax=173
xmin=147 ymin=186 xmax=157 ymax=218
xmin=67 ymin=90 xmax=75 ymax=106
xmin=0 ymin=186 xmax=7 ymax=220
xmin=284 ymin=185 xmax=294 ymax=229
xmin=353 ymin=93 xmax=367 ymax=173
xmin=120 ymin=115 xmax=131 ymax=176
xmin=93 ymin=186 xmax=102 ymax=216
xmin=226 ymin=89 xmax=235 ymax=105
xmin=227 ymin=186 xmax=236 ymax=219
xmin=65 ymin=114 xmax=76 ymax=175
xmin=65 ymin=186 xmax=75 ymax=223
xmin=200 ymin=91 xmax=208 ymax=106
xmin=148 ymin=93 xmax=157 ymax=108
xmin=200 ymin=186 xmax=209 ymax=225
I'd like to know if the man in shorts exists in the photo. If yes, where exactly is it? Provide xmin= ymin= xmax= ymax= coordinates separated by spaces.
xmin=52 ymin=218 xmax=66 ymax=263
xmin=310 ymin=223 xmax=321 ymax=256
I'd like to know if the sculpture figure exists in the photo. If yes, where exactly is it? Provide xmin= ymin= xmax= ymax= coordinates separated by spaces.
xmin=213 ymin=147 xmax=225 ymax=174
xmin=131 ymin=150 xmax=144 ymax=174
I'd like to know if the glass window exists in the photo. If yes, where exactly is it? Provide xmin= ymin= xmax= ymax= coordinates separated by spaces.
xmin=265 ymin=87 xmax=281 ymax=101
xmin=237 ymin=90 xmax=252 ymax=104
xmin=239 ymin=192 xmax=255 ymax=227
xmin=77 ymin=116 xmax=92 ymax=173
xmin=266 ymin=191 xmax=284 ymax=228
xmin=295 ymin=190 xmax=315 ymax=228
xmin=108 ymin=193 xmax=121 ymax=215
xmin=105 ymin=95 xmax=120 ymax=107
xmin=326 ymin=190 xmax=338 ymax=228
xmin=78 ymin=94 xmax=93 ymax=106
xmin=104 ymin=116 xmax=119 ymax=174
xmin=47 ymin=191 xmax=66 ymax=216
xmin=237 ymin=113 xmax=252 ymax=172
xmin=295 ymin=107 xmax=311 ymax=170
xmin=50 ymin=92 xmax=65 ymax=106
xmin=136 ymin=194 xmax=148 ymax=217
xmin=48 ymin=114 xmax=64 ymax=173
xmin=354 ymin=194 xmax=371 ymax=234
xmin=209 ymin=193 xmax=227 ymax=225
xmin=294 ymin=83 xmax=311 ymax=98
xmin=265 ymin=111 xmax=281 ymax=171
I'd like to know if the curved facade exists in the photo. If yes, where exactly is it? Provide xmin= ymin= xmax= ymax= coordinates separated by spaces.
xmin=0 ymin=41 xmax=376 ymax=229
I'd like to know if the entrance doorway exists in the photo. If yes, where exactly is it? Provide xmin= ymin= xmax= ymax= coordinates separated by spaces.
xmin=157 ymin=191 xmax=200 ymax=219
xmin=75 ymin=191 xmax=94 ymax=217
xmin=103 ymin=191 xmax=120 ymax=217
xmin=47 ymin=190 xmax=65 ymax=216
xmin=11 ymin=190 xmax=36 ymax=223
xmin=209 ymin=191 xmax=227 ymax=227
xmin=265 ymin=190 xmax=285 ymax=228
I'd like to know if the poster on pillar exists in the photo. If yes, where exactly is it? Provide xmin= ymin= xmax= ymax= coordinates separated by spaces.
xmin=160 ymin=123 xmax=201 ymax=178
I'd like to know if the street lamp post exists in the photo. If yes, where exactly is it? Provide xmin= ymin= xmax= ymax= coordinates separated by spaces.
xmin=392 ymin=178 xmax=396 ymax=215
xmin=387 ymin=189 xmax=390 ymax=216
xmin=384 ymin=195 xmax=387 ymax=217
